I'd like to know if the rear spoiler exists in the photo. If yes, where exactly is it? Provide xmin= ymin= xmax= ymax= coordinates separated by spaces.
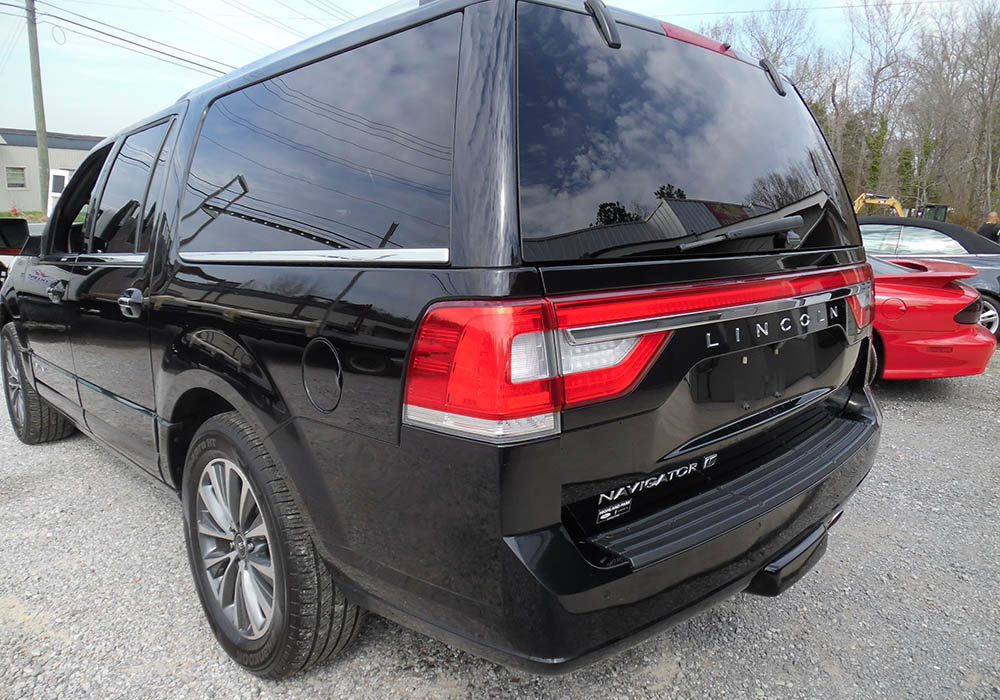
xmin=881 ymin=258 xmax=978 ymax=287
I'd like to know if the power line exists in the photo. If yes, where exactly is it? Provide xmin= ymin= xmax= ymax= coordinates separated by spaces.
xmin=266 ymin=0 xmax=331 ymax=29
xmin=2 ymin=5 xmax=229 ymax=74
xmin=300 ymin=0 xmax=350 ymax=23
xmin=160 ymin=0 xmax=280 ymax=52
xmin=36 ymin=0 xmax=333 ymax=21
xmin=0 ymin=13 xmax=25 ymax=73
xmin=0 ymin=2 xmax=226 ymax=76
xmin=34 ymin=0 xmax=236 ymax=69
xmin=216 ymin=0 xmax=308 ymax=39
xmin=667 ymin=0 xmax=967 ymax=17
xmin=40 ymin=21 xmax=221 ymax=75
xmin=313 ymin=0 xmax=355 ymax=20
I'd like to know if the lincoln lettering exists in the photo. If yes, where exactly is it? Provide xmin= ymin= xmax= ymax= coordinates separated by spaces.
xmin=704 ymin=302 xmax=841 ymax=350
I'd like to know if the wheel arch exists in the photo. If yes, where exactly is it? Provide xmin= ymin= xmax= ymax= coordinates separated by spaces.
xmin=871 ymin=328 xmax=886 ymax=379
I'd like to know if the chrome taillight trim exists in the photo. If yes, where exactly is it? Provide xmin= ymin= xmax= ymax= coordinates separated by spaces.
xmin=402 ymin=404 xmax=560 ymax=444
xmin=563 ymin=283 xmax=869 ymax=346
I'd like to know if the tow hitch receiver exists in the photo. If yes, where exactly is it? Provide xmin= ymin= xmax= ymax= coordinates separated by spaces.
xmin=746 ymin=524 xmax=828 ymax=597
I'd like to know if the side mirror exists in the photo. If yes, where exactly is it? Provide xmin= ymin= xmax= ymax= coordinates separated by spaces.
xmin=0 ymin=217 xmax=30 ymax=254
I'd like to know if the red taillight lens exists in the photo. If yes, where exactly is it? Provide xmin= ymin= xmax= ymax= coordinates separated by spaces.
xmin=405 ymin=301 xmax=561 ymax=422
xmin=403 ymin=265 xmax=873 ymax=443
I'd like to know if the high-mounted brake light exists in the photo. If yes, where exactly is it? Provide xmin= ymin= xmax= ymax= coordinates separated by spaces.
xmin=660 ymin=22 xmax=737 ymax=58
xmin=403 ymin=265 xmax=873 ymax=443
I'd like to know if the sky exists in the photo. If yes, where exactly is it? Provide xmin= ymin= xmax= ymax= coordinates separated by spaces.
xmin=0 ymin=0 xmax=861 ymax=137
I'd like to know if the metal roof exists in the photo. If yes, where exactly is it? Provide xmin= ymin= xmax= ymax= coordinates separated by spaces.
xmin=0 ymin=128 xmax=103 ymax=151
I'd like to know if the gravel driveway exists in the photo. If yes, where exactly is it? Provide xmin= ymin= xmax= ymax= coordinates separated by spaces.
xmin=2 ymin=354 xmax=998 ymax=699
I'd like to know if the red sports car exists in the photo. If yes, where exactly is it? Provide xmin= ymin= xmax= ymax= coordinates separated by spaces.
xmin=871 ymin=256 xmax=996 ymax=379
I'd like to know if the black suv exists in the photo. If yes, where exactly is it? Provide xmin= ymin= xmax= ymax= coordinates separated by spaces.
xmin=0 ymin=0 xmax=881 ymax=678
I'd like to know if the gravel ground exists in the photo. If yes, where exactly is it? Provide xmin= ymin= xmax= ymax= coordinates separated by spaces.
xmin=1 ymin=354 xmax=998 ymax=699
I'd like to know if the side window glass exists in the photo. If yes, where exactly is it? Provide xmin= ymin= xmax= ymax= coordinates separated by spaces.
xmin=897 ymin=226 xmax=966 ymax=256
xmin=137 ymin=121 xmax=176 ymax=253
xmin=47 ymin=145 xmax=112 ymax=256
xmin=859 ymin=224 xmax=901 ymax=254
xmin=179 ymin=13 xmax=461 ymax=254
xmin=90 ymin=122 xmax=170 ymax=254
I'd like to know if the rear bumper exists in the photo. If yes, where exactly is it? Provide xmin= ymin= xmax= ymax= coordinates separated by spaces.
xmin=329 ymin=387 xmax=880 ymax=674
xmin=881 ymin=325 xmax=996 ymax=379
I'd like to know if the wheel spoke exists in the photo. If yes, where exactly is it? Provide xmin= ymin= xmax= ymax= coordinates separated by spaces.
xmin=203 ymin=547 xmax=234 ymax=571
xmin=198 ymin=519 xmax=232 ymax=540
xmin=238 ymin=480 xmax=255 ymax=533
xmin=248 ymin=555 xmax=274 ymax=584
xmin=245 ymin=516 xmax=267 ymax=540
xmin=199 ymin=482 xmax=233 ymax=535
xmin=240 ymin=567 xmax=268 ymax=635
xmin=194 ymin=456 xmax=275 ymax=641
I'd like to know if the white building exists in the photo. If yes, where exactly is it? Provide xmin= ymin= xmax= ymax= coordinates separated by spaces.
xmin=1 ymin=128 xmax=103 ymax=214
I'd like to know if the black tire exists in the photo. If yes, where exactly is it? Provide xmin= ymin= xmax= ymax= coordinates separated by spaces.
xmin=181 ymin=411 xmax=361 ymax=678
xmin=871 ymin=331 xmax=885 ymax=382
xmin=1 ymin=322 xmax=76 ymax=444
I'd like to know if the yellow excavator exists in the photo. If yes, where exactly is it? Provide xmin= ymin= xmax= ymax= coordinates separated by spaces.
xmin=853 ymin=193 xmax=905 ymax=217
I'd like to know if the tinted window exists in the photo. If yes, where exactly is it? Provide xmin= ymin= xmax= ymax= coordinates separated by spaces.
xmin=860 ymin=224 xmax=901 ymax=254
xmin=90 ymin=122 xmax=170 ymax=254
xmin=179 ymin=15 xmax=460 ymax=254
xmin=138 ymin=122 xmax=176 ymax=253
xmin=48 ymin=146 xmax=111 ymax=255
xmin=517 ymin=4 xmax=858 ymax=262
xmin=897 ymin=226 xmax=966 ymax=256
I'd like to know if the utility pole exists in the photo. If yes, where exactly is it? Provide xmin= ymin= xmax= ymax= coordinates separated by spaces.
xmin=24 ymin=0 xmax=49 ymax=215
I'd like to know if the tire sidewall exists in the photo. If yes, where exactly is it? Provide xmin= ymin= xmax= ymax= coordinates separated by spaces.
xmin=1 ymin=324 xmax=29 ymax=440
xmin=181 ymin=417 xmax=291 ymax=670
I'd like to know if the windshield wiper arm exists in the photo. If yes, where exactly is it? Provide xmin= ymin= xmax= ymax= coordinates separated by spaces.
xmin=678 ymin=215 xmax=804 ymax=251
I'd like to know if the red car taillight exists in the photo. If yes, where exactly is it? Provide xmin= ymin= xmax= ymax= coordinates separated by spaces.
xmin=954 ymin=297 xmax=983 ymax=325
xmin=403 ymin=264 xmax=873 ymax=443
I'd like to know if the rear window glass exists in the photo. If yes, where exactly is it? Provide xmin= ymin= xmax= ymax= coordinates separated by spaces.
xmin=860 ymin=224 xmax=901 ymax=255
xmin=896 ymin=226 xmax=966 ymax=256
xmin=179 ymin=13 xmax=460 ymax=254
xmin=516 ymin=3 xmax=858 ymax=262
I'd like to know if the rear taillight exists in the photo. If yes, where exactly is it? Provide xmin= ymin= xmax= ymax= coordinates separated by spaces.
xmin=954 ymin=297 xmax=983 ymax=324
xmin=847 ymin=276 xmax=874 ymax=329
xmin=403 ymin=264 xmax=873 ymax=443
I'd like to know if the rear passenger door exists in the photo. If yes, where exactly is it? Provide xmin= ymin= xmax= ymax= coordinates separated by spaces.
xmin=70 ymin=118 xmax=177 ymax=475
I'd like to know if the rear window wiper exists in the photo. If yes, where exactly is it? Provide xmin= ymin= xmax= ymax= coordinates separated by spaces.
xmin=679 ymin=215 xmax=804 ymax=251
xmin=584 ymin=0 xmax=621 ymax=49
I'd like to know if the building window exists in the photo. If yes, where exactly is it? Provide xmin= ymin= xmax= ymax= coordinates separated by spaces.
xmin=5 ymin=167 xmax=26 ymax=189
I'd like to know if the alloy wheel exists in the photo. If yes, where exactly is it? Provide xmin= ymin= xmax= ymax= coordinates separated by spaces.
xmin=2 ymin=340 xmax=25 ymax=429
xmin=196 ymin=457 xmax=275 ymax=641
xmin=979 ymin=297 xmax=999 ymax=335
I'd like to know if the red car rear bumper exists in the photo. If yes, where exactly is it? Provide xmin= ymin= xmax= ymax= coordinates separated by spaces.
xmin=880 ymin=324 xmax=996 ymax=379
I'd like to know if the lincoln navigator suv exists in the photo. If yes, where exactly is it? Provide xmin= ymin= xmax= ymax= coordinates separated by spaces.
xmin=0 ymin=0 xmax=881 ymax=678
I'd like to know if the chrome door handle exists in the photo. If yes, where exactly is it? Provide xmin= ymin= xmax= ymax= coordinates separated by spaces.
xmin=46 ymin=280 xmax=66 ymax=304
xmin=118 ymin=287 xmax=144 ymax=319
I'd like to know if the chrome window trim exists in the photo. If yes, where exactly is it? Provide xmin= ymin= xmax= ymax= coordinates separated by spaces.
xmin=75 ymin=252 xmax=148 ymax=265
xmin=563 ymin=283 xmax=869 ymax=345
xmin=178 ymin=248 xmax=450 ymax=265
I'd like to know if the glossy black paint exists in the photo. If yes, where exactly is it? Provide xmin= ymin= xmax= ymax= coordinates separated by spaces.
xmin=0 ymin=0 xmax=881 ymax=673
